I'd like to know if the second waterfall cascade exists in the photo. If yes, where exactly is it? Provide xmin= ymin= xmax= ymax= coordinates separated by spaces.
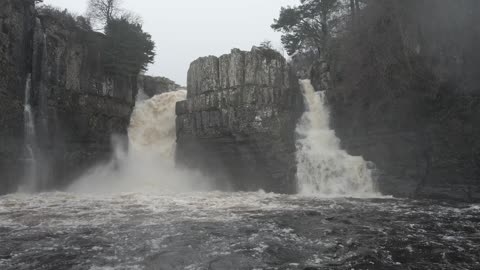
xmin=295 ymin=80 xmax=378 ymax=197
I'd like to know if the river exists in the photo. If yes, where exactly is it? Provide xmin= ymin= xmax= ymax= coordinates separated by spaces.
xmin=1 ymin=192 xmax=479 ymax=269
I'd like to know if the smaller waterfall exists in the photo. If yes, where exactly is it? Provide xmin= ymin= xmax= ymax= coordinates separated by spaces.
xmin=295 ymin=80 xmax=378 ymax=197
xmin=20 ymin=74 xmax=38 ymax=192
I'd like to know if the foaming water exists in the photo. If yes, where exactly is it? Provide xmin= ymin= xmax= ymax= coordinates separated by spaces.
xmin=68 ymin=90 xmax=213 ymax=194
xmin=129 ymin=90 xmax=186 ymax=158
xmin=295 ymin=80 xmax=378 ymax=197
xmin=1 ymin=191 xmax=479 ymax=269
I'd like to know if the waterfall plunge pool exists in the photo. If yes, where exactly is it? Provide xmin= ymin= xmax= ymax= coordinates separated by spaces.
xmin=0 ymin=191 xmax=479 ymax=269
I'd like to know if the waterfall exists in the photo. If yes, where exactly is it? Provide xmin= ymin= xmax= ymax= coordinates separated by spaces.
xmin=128 ymin=90 xmax=186 ymax=158
xmin=20 ymin=74 xmax=38 ymax=192
xmin=295 ymin=80 xmax=378 ymax=197
xmin=68 ymin=90 xmax=212 ymax=193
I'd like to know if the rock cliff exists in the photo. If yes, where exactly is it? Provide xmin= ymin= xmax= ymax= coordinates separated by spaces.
xmin=306 ymin=1 xmax=480 ymax=201
xmin=176 ymin=48 xmax=303 ymax=193
xmin=0 ymin=0 xmax=34 ymax=193
xmin=0 ymin=1 xmax=138 ymax=193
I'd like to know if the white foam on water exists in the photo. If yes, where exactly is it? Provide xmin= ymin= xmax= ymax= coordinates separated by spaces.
xmin=295 ymin=80 xmax=380 ymax=197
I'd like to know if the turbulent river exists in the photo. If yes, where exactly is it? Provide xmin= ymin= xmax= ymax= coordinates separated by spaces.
xmin=1 ymin=192 xmax=479 ymax=269
xmin=1 ymin=86 xmax=479 ymax=269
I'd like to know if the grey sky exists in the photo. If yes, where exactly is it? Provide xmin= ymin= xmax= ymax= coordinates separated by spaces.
xmin=43 ymin=0 xmax=298 ymax=85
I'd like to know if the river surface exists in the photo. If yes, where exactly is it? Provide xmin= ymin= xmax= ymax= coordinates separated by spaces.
xmin=0 ymin=192 xmax=479 ymax=270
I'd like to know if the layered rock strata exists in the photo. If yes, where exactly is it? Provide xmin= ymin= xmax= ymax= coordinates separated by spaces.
xmin=0 ymin=1 xmax=138 ymax=193
xmin=31 ymin=11 xmax=137 ymax=189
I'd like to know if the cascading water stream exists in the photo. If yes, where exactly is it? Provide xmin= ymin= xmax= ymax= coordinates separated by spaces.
xmin=295 ymin=80 xmax=378 ymax=197
xmin=129 ymin=90 xmax=187 ymax=159
xmin=68 ymin=90 xmax=212 ymax=193
xmin=20 ymin=74 xmax=38 ymax=192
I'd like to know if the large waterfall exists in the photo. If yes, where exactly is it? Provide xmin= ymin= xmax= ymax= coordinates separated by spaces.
xmin=129 ymin=90 xmax=186 ymax=158
xmin=68 ymin=90 xmax=212 ymax=193
xmin=295 ymin=80 xmax=378 ymax=197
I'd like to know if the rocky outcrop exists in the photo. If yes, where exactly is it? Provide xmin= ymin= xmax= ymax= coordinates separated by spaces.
xmin=138 ymin=75 xmax=181 ymax=98
xmin=176 ymin=48 xmax=303 ymax=193
xmin=0 ymin=0 xmax=34 ymax=194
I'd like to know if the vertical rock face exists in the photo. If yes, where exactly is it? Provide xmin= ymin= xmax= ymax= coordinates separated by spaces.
xmin=0 ymin=1 xmax=138 ymax=194
xmin=0 ymin=0 xmax=34 ymax=194
xmin=31 ymin=12 xmax=137 ymax=189
xmin=176 ymin=48 xmax=303 ymax=193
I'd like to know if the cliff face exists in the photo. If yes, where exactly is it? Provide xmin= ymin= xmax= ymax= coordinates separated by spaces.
xmin=31 ymin=11 xmax=137 ymax=189
xmin=176 ymin=48 xmax=303 ymax=193
xmin=315 ymin=1 xmax=480 ymax=201
xmin=328 ymin=81 xmax=480 ymax=202
xmin=0 ymin=0 xmax=34 ymax=193
xmin=0 ymin=1 xmax=138 ymax=193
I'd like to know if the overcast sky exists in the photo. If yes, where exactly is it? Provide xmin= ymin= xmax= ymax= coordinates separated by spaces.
xmin=43 ymin=0 xmax=298 ymax=85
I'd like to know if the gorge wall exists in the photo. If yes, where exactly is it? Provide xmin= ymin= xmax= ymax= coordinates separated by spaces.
xmin=33 ymin=10 xmax=137 ymax=190
xmin=176 ymin=48 xmax=303 ymax=193
xmin=0 ymin=0 xmax=34 ymax=193
xmin=306 ymin=1 xmax=480 ymax=201
xmin=0 ymin=0 xmax=137 ymax=193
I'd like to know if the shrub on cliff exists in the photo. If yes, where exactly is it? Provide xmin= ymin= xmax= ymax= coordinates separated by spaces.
xmin=103 ymin=16 xmax=155 ymax=76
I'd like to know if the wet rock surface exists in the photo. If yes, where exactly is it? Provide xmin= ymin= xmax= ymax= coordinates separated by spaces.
xmin=176 ymin=48 xmax=303 ymax=193
xmin=0 ymin=0 xmax=138 ymax=193
xmin=0 ymin=192 xmax=479 ymax=270
xmin=32 ymin=12 xmax=137 ymax=189
xmin=0 ymin=0 xmax=34 ymax=194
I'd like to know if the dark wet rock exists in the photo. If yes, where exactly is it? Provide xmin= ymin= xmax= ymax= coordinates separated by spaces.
xmin=0 ymin=0 xmax=35 ymax=194
xmin=30 ymin=11 xmax=137 ymax=190
xmin=0 ymin=0 xmax=138 ymax=193
xmin=176 ymin=47 xmax=304 ymax=193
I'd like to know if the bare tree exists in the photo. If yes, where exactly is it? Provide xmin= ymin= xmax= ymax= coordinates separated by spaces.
xmin=86 ymin=0 xmax=122 ymax=28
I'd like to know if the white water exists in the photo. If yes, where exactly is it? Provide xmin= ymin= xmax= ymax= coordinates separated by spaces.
xmin=295 ymin=80 xmax=378 ymax=197
xmin=68 ymin=90 xmax=213 ymax=193
xmin=19 ymin=74 xmax=38 ymax=192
